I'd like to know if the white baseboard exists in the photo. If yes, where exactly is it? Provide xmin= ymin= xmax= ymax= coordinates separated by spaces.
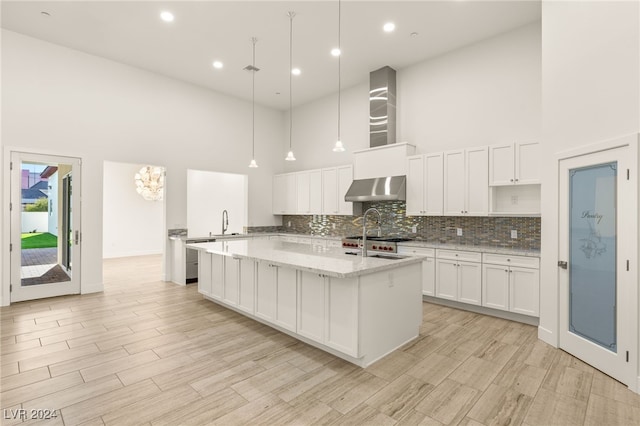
xmin=81 ymin=281 xmax=104 ymax=294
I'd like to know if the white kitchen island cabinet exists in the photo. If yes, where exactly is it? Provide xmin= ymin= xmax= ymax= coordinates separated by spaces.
xmin=188 ymin=239 xmax=424 ymax=367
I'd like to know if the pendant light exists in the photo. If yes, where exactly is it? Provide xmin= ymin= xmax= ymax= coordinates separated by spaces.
xmin=333 ymin=0 xmax=345 ymax=152
xmin=248 ymin=37 xmax=259 ymax=168
xmin=285 ymin=11 xmax=297 ymax=161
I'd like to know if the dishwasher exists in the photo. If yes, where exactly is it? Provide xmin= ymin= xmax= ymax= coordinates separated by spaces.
xmin=185 ymin=238 xmax=217 ymax=284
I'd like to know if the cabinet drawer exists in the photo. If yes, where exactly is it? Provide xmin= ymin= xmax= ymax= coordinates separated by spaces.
xmin=397 ymin=246 xmax=435 ymax=258
xmin=437 ymin=250 xmax=481 ymax=263
xmin=483 ymin=253 xmax=539 ymax=269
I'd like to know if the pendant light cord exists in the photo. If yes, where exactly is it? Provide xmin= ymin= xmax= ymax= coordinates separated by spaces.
xmin=252 ymin=37 xmax=256 ymax=159
xmin=337 ymin=0 xmax=341 ymax=142
xmin=288 ymin=12 xmax=294 ymax=152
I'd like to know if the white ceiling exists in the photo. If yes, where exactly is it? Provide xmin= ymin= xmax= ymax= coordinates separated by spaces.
xmin=1 ymin=1 xmax=541 ymax=110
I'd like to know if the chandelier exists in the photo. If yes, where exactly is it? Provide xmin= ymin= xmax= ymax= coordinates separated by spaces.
xmin=135 ymin=165 xmax=165 ymax=201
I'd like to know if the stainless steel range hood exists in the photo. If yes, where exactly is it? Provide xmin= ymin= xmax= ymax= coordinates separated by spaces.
xmin=344 ymin=176 xmax=406 ymax=202
xmin=345 ymin=66 xmax=405 ymax=202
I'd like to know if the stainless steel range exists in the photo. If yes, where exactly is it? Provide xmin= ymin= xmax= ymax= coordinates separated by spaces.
xmin=341 ymin=236 xmax=413 ymax=254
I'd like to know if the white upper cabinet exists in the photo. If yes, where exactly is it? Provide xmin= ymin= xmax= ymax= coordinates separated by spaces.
xmin=272 ymin=173 xmax=296 ymax=215
xmin=489 ymin=142 xmax=540 ymax=186
xmin=444 ymin=147 xmax=488 ymax=216
xmin=406 ymin=153 xmax=444 ymax=216
xmin=296 ymin=169 xmax=322 ymax=214
xmin=322 ymin=168 xmax=338 ymax=215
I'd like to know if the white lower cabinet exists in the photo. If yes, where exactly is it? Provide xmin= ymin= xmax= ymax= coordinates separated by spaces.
xmin=397 ymin=246 xmax=435 ymax=296
xmin=197 ymin=251 xmax=212 ymax=297
xmin=255 ymin=262 xmax=297 ymax=332
xmin=297 ymin=273 xmax=325 ymax=343
xmin=238 ymin=258 xmax=255 ymax=314
xmin=223 ymin=256 xmax=239 ymax=306
xmin=210 ymin=254 xmax=224 ymax=300
xmin=255 ymin=262 xmax=277 ymax=322
xmin=297 ymin=272 xmax=359 ymax=357
xmin=482 ymin=254 xmax=539 ymax=317
xmin=435 ymin=250 xmax=482 ymax=306
xmin=275 ymin=268 xmax=297 ymax=332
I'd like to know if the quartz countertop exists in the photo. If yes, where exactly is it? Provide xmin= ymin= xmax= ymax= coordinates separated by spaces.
xmin=186 ymin=239 xmax=425 ymax=279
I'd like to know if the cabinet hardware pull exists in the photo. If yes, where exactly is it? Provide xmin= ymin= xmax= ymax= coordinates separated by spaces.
xmin=510 ymin=179 xmax=514 ymax=182
xmin=505 ymin=269 xmax=508 ymax=272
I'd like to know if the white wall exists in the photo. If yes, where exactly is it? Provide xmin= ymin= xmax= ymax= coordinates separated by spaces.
xmin=540 ymin=0 xmax=639 ymax=385
xmin=1 ymin=30 xmax=284 ymax=302
xmin=283 ymin=22 xmax=541 ymax=171
xmin=103 ymin=161 xmax=165 ymax=258
xmin=187 ymin=170 xmax=247 ymax=236
xmin=21 ymin=212 xmax=48 ymax=233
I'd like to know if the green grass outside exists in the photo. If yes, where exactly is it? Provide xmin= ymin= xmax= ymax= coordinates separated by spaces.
xmin=21 ymin=232 xmax=58 ymax=249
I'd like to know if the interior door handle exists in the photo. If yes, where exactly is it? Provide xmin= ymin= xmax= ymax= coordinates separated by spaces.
xmin=558 ymin=261 xmax=568 ymax=269
xmin=74 ymin=230 xmax=79 ymax=245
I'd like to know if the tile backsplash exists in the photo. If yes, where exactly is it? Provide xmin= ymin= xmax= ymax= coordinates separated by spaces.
xmin=248 ymin=201 xmax=540 ymax=250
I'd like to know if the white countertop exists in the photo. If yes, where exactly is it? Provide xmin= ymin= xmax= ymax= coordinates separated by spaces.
xmin=186 ymin=239 xmax=425 ymax=279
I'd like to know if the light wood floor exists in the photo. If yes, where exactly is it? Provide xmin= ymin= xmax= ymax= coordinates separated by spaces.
xmin=2 ymin=255 xmax=639 ymax=425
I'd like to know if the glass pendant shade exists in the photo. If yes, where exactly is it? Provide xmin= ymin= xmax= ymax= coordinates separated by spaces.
xmin=333 ymin=140 xmax=345 ymax=152
xmin=249 ymin=159 xmax=258 ymax=168
xmin=285 ymin=150 xmax=296 ymax=161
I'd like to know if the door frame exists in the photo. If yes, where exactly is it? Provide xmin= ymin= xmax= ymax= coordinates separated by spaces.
xmin=555 ymin=134 xmax=638 ymax=393
xmin=2 ymin=147 xmax=83 ymax=306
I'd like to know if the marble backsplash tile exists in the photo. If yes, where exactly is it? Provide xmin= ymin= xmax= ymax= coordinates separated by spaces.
xmin=248 ymin=201 xmax=540 ymax=250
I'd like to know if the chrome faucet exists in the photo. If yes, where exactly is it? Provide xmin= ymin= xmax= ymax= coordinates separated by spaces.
xmin=361 ymin=208 xmax=381 ymax=257
xmin=222 ymin=210 xmax=229 ymax=235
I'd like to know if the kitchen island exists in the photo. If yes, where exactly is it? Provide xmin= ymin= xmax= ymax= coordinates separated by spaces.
xmin=187 ymin=239 xmax=424 ymax=367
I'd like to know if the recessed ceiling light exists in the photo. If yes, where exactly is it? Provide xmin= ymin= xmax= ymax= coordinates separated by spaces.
xmin=291 ymin=68 xmax=301 ymax=76
xmin=160 ymin=11 xmax=174 ymax=22
xmin=331 ymin=48 xmax=341 ymax=57
xmin=212 ymin=61 xmax=223 ymax=69
xmin=383 ymin=22 xmax=396 ymax=32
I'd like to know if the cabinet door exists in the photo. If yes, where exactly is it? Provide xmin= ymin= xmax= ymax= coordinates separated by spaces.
xmin=458 ymin=261 xmax=482 ymax=306
xmin=482 ymin=264 xmax=509 ymax=311
xmin=337 ymin=165 xmax=353 ymax=215
xmin=255 ymin=262 xmax=277 ymax=321
xmin=238 ymin=259 xmax=255 ymax=314
xmin=489 ymin=144 xmax=515 ymax=186
xmin=297 ymin=272 xmax=325 ymax=343
xmin=322 ymin=168 xmax=338 ymax=215
xmin=275 ymin=267 xmax=297 ymax=332
xmin=326 ymin=276 xmax=359 ymax=357
xmin=296 ymin=172 xmax=310 ymax=214
xmin=272 ymin=174 xmax=287 ymax=215
xmin=285 ymin=173 xmax=297 ymax=214
xmin=197 ymin=251 xmax=212 ymax=297
xmin=223 ymin=257 xmax=239 ymax=306
xmin=406 ymin=155 xmax=425 ymax=216
xmin=435 ymin=259 xmax=458 ymax=300
xmin=210 ymin=254 xmax=224 ymax=300
xmin=509 ymin=266 xmax=539 ymax=316
xmin=309 ymin=169 xmax=323 ymax=214
xmin=425 ymin=152 xmax=444 ymax=215
xmin=515 ymin=142 xmax=540 ymax=185
xmin=422 ymin=257 xmax=436 ymax=296
xmin=465 ymin=146 xmax=488 ymax=216
xmin=443 ymin=150 xmax=465 ymax=216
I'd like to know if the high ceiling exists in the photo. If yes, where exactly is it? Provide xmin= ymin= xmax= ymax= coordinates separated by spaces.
xmin=1 ymin=1 xmax=541 ymax=110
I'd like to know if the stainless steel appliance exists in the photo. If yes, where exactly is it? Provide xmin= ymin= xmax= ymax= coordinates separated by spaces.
xmin=341 ymin=236 xmax=413 ymax=254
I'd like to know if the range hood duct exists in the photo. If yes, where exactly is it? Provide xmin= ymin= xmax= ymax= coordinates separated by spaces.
xmin=343 ymin=66 xmax=404 ymax=203
xmin=344 ymin=176 xmax=406 ymax=202
xmin=369 ymin=66 xmax=396 ymax=147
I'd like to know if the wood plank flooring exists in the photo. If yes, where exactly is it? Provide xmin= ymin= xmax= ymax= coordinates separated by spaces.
xmin=1 ymin=254 xmax=639 ymax=425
